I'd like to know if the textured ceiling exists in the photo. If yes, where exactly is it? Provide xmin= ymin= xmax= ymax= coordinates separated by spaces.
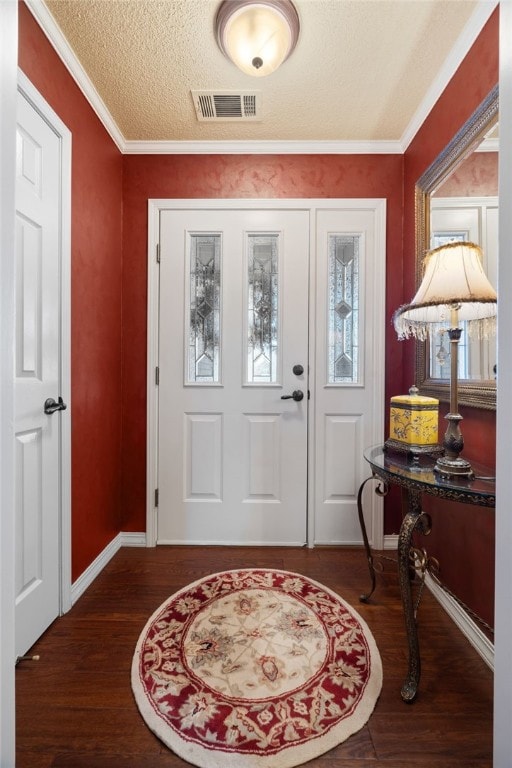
xmin=42 ymin=0 xmax=484 ymax=144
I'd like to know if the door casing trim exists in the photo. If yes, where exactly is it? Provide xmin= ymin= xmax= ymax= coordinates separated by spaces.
xmin=17 ymin=70 xmax=72 ymax=614
xmin=147 ymin=198 xmax=386 ymax=548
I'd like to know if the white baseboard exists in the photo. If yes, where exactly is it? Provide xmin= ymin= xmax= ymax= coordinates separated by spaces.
xmin=424 ymin=572 xmax=494 ymax=670
xmin=70 ymin=531 xmax=146 ymax=605
xmin=383 ymin=534 xmax=493 ymax=669
xmin=120 ymin=531 xmax=147 ymax=547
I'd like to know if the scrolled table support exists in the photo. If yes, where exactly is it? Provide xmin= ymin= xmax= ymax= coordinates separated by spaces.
xmin=357 ymin=475 xmax=389 ymax=603
xmin=361 ymin=445 xmax=495 ymax=702
xmin=397 ymin=488 xmax=429 ymax=702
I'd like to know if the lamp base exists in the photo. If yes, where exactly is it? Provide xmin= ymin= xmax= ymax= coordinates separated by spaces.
xmin=434 ymin=455 xmax=475 ymax=479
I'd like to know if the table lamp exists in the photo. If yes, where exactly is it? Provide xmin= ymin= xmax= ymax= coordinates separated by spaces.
xmin=393 ymin=241 xmax=497 ymax=479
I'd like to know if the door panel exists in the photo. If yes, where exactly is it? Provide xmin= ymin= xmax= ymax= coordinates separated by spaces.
xmin=158 ymin=209 xmax=309 ymax=545
xmin=314 ymin=208 xmax=385 ymax=545
xmin=323 ymin=414 xmax=361 ymax=497
xmin=184 ymin=413 xmax=223 ymax=499
xmin=15 ymin=90 xmax=61 ymax=655
xmin=244 ymin=414 xmax=280 ymax=499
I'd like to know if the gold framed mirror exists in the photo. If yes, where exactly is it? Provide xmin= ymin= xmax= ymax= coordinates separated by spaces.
xmin=415 ymin=84 xmax=498 ymax=410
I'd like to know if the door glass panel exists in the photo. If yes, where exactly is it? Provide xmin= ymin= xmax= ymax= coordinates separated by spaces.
xmin=246 ymin=234 xmax=279 ymax=384
xmin=328 ymin=235 xmax=360 ymax=383
xmin=187 ymin=234 xmax=221 ymax=384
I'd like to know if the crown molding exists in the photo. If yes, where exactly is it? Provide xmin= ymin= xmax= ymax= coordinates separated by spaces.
xmin=25 ymin=0 xmax=400 ymax=155
xmin=24 ymin=0 xmax=125 ymax=152
xmin=478 ymin=137 xmax=499 ymax=153
xmin=400 ymin=0 xmax=499 ymax=151
xmin=26 ymin=0 xmax=497 ymax=157
xmin=122 ymin=139 xmax=403 ymax=155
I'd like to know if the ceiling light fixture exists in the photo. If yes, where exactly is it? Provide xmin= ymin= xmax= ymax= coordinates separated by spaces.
xmin=215 ymin=0 xmax=300 ymax=77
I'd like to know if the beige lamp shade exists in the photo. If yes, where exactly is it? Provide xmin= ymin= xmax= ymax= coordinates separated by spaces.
xmin=216 ymin=0 xmax=300 ymax=77
xmin=394 ymin=241 xmax=497 ymax=340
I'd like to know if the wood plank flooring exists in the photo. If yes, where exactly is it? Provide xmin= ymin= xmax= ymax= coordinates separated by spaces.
xmin=16 ymin=546 xmax=493 ymax=767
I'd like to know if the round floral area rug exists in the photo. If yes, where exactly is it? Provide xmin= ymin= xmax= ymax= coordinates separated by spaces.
xmin=132 ymin=569 xmax=382 ymax=768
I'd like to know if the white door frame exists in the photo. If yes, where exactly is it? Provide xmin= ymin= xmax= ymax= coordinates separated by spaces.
xmin=17 ymin=70 xmax=72 ymax=615
xmin=1 ymin=4 xmax=18 ymax=762
xmin=146 ymin=198 xmax=386 ymax=549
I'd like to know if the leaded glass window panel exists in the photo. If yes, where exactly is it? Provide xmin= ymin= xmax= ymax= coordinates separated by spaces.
xmin=328 ymin=235 xmax=360 ymax=383
xmin=246 ymin=234 xmax=279 ymax=384
xmin=187 ymin=234 xmax=221 ymax=384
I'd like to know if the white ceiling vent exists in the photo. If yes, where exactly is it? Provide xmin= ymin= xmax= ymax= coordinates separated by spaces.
xmin=191 ymin=90 xmax=261 ymax=122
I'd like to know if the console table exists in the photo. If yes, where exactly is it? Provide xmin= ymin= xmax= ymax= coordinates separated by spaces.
xmin=358 ymin=444 xmax=495 ymax=702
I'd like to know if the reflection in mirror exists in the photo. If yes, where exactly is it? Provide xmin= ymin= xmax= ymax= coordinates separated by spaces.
xmin=415 ymin=84 xmax=498 ymax=409
xmin=430 ymin=194 xmax=498 ymax=381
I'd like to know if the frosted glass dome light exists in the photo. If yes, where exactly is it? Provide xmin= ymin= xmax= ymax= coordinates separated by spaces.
xmin=216 ymin=0 xmax=300 ymax=77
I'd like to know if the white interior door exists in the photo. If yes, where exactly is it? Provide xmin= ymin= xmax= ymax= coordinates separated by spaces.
xmin=14 ymin=82 xmax=70 ymax=656
xmin=158 ymin=209 xmax=309 ymax=544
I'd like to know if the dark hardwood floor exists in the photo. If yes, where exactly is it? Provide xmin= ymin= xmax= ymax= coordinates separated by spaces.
xmin=16 ymin=546 xmax=493 ymax=767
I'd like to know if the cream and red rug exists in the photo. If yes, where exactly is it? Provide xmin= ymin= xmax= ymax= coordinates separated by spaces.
xmin=132 ymin=568 xmax=382 ymax=768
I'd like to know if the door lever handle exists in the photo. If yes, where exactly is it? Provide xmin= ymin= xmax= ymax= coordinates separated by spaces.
xmin=281 ymin=390 xmax=304 ymax=402
xmin=44 ymin=396 xmax=67 ymax=415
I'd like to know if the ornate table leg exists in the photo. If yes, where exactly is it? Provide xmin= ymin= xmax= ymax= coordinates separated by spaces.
xmin=358 ymin=475 xmax=388 ymax=603
xmin=398 ymin=487 xmax=430 ymax=702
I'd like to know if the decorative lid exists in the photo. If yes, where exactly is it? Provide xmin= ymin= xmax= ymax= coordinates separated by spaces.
xmin=390 ymin=383 xmax=438 ymax=407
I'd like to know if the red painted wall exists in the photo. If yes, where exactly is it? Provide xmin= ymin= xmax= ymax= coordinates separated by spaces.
xmin=121 ymin=155 xmax=405 ymax=532
xmin=401 ymin=7 xmax=499 ymax=629
xmin=18 ymin=3 xmax=124 ymax=581
xmin=436 ymin=151 xmax=498 ymax=197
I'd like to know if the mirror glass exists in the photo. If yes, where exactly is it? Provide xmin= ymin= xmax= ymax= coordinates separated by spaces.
xmin=415 ymin=85 xmax=498 ymax=409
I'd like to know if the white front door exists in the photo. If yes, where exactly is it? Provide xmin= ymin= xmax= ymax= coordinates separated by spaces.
xmin=150 ymin=199 xmax=385 ymax=548
xmin=158 ymin=209 xmax=309 ymax=544
xmin=14 ymin=79 xmax=71 ymax=656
